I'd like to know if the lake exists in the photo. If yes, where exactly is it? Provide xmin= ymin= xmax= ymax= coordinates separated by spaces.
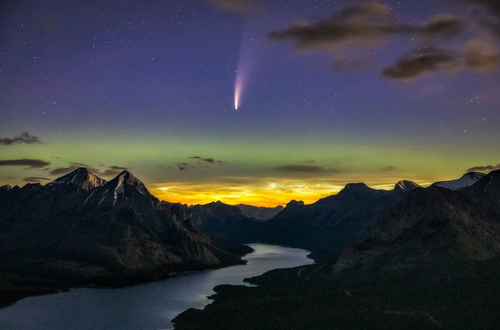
xmin=0 ymin=244 xmax=313 ymax=330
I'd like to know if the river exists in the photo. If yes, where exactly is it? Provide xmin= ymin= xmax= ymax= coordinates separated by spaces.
xmin=0 ymin=244 xmax=313 ymax=330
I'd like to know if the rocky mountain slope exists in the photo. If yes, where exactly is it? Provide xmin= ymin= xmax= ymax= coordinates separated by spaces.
xmin=0 ymin=168 xmax=250 ymax=304
xmin=331 ymin=170 xmax=500 ymax=283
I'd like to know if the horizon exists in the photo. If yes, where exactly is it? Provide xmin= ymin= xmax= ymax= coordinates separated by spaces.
xmin=3 ymin=165 xmax=491 ymax=207
xmin=2 ymin=0 xmax=500 ymax=207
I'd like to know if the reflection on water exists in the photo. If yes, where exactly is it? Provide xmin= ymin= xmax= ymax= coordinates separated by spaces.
xmin=0 ymin=244 xmax=313 ymax=330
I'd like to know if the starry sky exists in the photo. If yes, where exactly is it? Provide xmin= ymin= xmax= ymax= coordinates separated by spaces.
xmin=1 ymin=0 xmax=500 ymax=206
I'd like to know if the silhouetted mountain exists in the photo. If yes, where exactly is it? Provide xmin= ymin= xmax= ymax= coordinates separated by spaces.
xmin=0 ymin=169 xmax=250 ymax=304
xmin=235 ymin=204 xmax=284 ymax=220
xmin=173 ymin=173 xmax=500 ymax=330
xmin=189 ymin=201 xmax=263 ymax=243
xmin=331 ymin=170 xmax=500 ymax=283
xmin=258 ymin=181 xmax=421 ymax=258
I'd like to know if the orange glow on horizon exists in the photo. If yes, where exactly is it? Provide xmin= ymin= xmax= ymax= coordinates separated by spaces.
xmin=148 ymin=175 xmax=435 ymax=207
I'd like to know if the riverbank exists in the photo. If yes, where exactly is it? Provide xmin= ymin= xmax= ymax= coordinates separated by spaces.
xmin=172 ymin=265 xmax=500 ymax=330
xmin=0 ymin=244 xmax=313 ymax=330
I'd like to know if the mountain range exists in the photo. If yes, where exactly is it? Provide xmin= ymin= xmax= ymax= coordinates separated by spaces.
xmin=0 ymin=168 xmax=250 ymax=305
xmin=2 ymin=167 xmax=500 ymax=329
xmin=172 ymin=170 xmax=500 ymax=330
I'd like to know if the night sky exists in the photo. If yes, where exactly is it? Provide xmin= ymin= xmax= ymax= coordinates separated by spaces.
xmin=1 ymin=0 xmax=500 ymax=206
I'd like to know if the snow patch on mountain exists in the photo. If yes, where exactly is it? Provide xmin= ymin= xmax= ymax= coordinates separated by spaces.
xmin=433 ymin=172 xmax=485 ymax=190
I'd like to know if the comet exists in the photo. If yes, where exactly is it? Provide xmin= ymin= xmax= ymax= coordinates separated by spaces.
xmin=233 ymin=23 xmax=262 ymax=110
xmin=234 ymin=72 xmax=242 ymax=110
xmin=234 ymin=53 xmax=247 ymax=110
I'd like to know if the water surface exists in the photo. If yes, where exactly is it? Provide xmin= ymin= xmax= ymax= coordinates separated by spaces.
xmin=0 ymin=244 xmax=313 ymax=330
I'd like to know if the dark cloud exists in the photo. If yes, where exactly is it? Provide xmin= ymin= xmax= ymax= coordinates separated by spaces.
xmin=275 ymin=165 xmax=341 ymax=173
xmin=466 ymin=163 xmax=500 ymax=172
xmin=464 ymin=39 xmax=500 ymax=71
xmin=421 ymin=15 xmax=467 ymax=38
xmin=268 ymin=3 xmax=466 ymax=50
xmin=382 ymin=47 xmax=458 ymax=79
xmin=189 ymin=156 xmax=225 ymax=165
xmin=49 ymin=165 xmax=83 ymax=176
xmin=461 ymin=0 xmax=500 ymax=16
xmin=23 ymin=177 xmax=51 ymax=183
xmin=49 ymin=163 xmax=126 ymax=177
xmin=101 ymin=166 xmax=128 ymax=176
xmin=268 ymin=2 xmax=394 ymax=50
xmin=382 ymin=42 xmax=500 ymax=80
xmin=382 ymin=165 xmax=397 ymax=172
xmin=0 ymin=132 xmax=42 ymax=145
xmin=0 ymin=159 xmax=50 ymax=168
xmin=177 ymin=163 xmax=195 ymax=171
xmin=206 ymin=0 xmax=256 ymax=14
xmin=268 ymin=1 xmax=500 ymax=80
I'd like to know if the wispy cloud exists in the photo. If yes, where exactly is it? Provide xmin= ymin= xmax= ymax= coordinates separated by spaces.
xmin=466 ymin=163 xmax=500 ymax=172
xmin=275 ymin=165 xmax=342 ymax=174
xmin=189 ymin=156 xmax=225 ymax=165
xmin=23 ymin=176 xmax=51 ymax=182
xmin=0 ymin=159 xmax=50 ymax=168
xmin=177 ymin=163 xmax=195 ymax=171
xmin=381 ymin=165 xmax=397 ymax=172
xmin=0 ymin=132 xmax=42 ymax=145
xmin=49 ymin=163 xmax=127 ymax=177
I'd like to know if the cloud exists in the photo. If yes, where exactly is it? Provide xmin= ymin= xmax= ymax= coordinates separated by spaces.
xmin=177 ymin=163 xmax=195 ymax=171
xmin=49 ymin=163 xmax=127 ymax=177
xmin=382 ymin=42 xmax=500 ymax=80
xmin=101 ymin=166 xmax=127 ymax=176
xmin=206 ymin=0 xmax=256 ymax=14
xmin=382 ymin=165 xmax=397 ymax=172
xmin=189 ymin=156 xmax=225 ymax=165
xmin=0 ymin=132 xmax=42 ymax=145
xmin=23 ymin=177 xmax=51 ymax=183
xmin=382 ymin=47 xmax=458 ymax=79
xmin=49 ymin=165 xmax=82 ymax=176
xmin=268 ymin=2 xmax=394 ymax=50
xmin=461 ymin=0 xmax=500 ymax=16
xmin=275 ymin=165 xmax=341 ymax=173
xmin=464 ymin=39 xmax=500 ymax=71
xmin=268 ymin=1 xmax=499 ymax=80
xmin=0 ymin=159 xmax=50 ymax=168
xmin=466 ymin=163 xmax=500 ymax=172
xmin=268 ymin=3 xmax=467 ymax=50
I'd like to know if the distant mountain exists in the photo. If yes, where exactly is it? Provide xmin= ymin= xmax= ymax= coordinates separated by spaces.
xmin=256 ymin=181 xmax=421 ymax=258
xmin=331 ymin=170 xmax=500 ymax=283
xmin=235 ymin=204 xmax=284 ymax=220
xmin=189 ymin=201 xmax=263 ymax=243
xmin=0 ymin=168 xmax=250 ymax=304
xmin=433 ymin=171 xmax=485 ymax=190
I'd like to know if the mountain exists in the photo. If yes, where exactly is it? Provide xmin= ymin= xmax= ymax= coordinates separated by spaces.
xmin=47 ymin=167 xmax=107 ymax=190
xmin=173 ymin=173 xmax=500 ymax=330
xmin=235 ymin=204 xmax=284 ymax=220
xmin=433 ymin=171 xmax=485 ymax=190
xmin=0 ymin=168 xmax=250 ymax=304
xmin=331 ymin=170 xmax=500 ymax=283
xmin=255 ymin=181 xmax=421 ymax=258
xmin=188 ymin=201 xmax=263 ymax=243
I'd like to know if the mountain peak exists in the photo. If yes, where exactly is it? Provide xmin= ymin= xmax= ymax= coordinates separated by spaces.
xmin=394 ymin=180 xmax=420 ymax=192
xmin=49 ymin=167 xmax=106 ymax=190
xmin=433 ymin=171 xmax=485 ymax=190
xmin=338 ymin=182 xmax=372 ymax=195
xmin=107 ymin=170 xmax=151 ymax=199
